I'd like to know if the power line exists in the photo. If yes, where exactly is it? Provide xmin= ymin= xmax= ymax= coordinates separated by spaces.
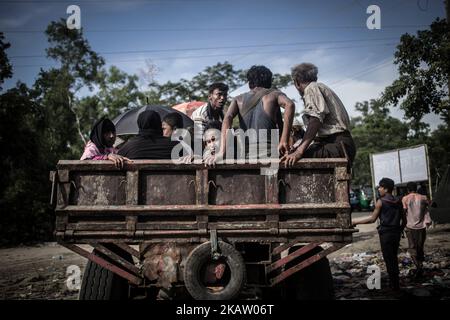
xmin=9 ymin=37 xmax=400 ymax=59
xmin=11 ymin=42 xmax=397 ymax=68
xmin=2 ymin=25 xmax=429 ymax=34
xmin=330 ymin=58 xmax=394 ymax=88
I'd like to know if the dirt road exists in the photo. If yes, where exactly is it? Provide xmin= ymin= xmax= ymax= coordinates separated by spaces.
xmin=1 ymin=214 xmax=449 ymax=300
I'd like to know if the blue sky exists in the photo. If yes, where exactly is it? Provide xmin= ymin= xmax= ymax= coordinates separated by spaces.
xmin=0 ymin=0 xmax=446 ymax=128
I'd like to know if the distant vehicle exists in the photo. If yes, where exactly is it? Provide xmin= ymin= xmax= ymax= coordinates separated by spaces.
xmin=359 ymin=186 xmax=374 ymax=211
xmin=349 ymin=189 xmax=360 ymax=211
xmin=350 ymin=186 xmax=374 ymax=212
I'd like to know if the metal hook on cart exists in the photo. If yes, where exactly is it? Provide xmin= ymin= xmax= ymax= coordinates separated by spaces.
xmin=188 ymin=179 xmax=196 ymax=188
xmin=278 ymin=179 xmax=291 ymax=189
xmin=208 ymin=180 xmax=217 ymax=189
xmin=70 ymin=180 xmax=85 ymax=194
xmin=119 ymin=179 xmax=127 ymax=189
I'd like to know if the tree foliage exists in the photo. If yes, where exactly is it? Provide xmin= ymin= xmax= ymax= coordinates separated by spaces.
xmin=0 ymin=32 xmax=12 ymax=90
xmin=350 ymin=99 xmax=411 ymax=186
xmin=145 ymin=61 xmax=293 ymax=105
xmin=0 ymin=82 xmax=54 ymax=244
xmin=382 ymin=18 xmax=450 ymax=125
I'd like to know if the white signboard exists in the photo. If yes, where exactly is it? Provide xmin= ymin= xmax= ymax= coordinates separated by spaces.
xmin=399 ymin=145 xmax=428 ymax=183
xmin=371 ymin=145 xmax=429 ymax=186
xmin=372 ymin=151 xmax=401 ymax=185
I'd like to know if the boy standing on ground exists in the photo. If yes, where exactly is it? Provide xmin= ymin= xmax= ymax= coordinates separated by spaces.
xmin=352 ymin=178 xmax=406 ymax=290
xmin=402 ymin=182 xmax=432 ymax=278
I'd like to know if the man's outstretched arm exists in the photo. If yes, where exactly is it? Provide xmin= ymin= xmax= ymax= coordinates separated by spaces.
xmin=352 ymin=199 xmax=382 ymax=226
xmin=277 ymin=93 xmax=295 ymax=156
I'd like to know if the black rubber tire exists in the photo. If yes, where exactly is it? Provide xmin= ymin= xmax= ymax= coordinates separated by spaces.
xmin=79 ymin=245 xmax=132 ymax=300
xmin=284 ymin=246 xmax=335 ymax=300
xmin=184 ymin=241 xmax=246 ymax=300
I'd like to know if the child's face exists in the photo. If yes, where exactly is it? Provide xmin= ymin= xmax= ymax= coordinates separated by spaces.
xmin=102 ymin=131 xmax=116 ymax=148
xmin=204 ymin=130 xmax=220 ymax=154
xmin=378 ymin=186 xmax=387 ymax=197
xmin=162 ymin=121 xmax=174 ymax=137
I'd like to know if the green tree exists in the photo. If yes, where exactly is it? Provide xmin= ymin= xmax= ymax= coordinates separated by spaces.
xmin=0 ymin=32 xmax=12 ymax=90
xmin=76 ymin=65 xmax=146 ymax=141
xmin=34 ymin=19 xmax=105 ymax=157
xmin=425 ymin=123 xmax=450 ymax=190
xmin=97 ymin=65 xmax=145 ymax=115
xmin=0 ymin=44 xmax=53 ymax=244
xmin=145 ymin=61 xmax=293 ymax=106
xmin=350 ymin=99 xmax=411 ymax=186
xmin=381 ymin=18 xmax=450 ymax=126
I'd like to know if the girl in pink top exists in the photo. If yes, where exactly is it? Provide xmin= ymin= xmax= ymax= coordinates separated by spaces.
xmin=80 ymin=118 xmax=130 ymax=168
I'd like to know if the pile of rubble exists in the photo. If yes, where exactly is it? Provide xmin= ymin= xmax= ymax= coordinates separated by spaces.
xmin=330 ymin=248 xmax=450 ymax=300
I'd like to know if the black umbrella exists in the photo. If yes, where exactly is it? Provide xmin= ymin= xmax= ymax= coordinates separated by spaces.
xmin=112 ymin=105 xmax=194 ymax=136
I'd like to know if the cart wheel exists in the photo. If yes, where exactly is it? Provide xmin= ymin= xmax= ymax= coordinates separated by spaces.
xmin=184 ymin=241 xmax=246 ymax=300
xmin=79 ymin=245 xmax=132 ymax=300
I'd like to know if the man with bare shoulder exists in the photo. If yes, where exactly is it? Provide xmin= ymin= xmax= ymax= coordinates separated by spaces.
xmin=205 ymin=65 xmax=295 ymax=165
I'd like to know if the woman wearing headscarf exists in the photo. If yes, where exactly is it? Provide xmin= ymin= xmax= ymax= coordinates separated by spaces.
xmin=118 ymin=110 xmax=180 ymax=159
xmin=80 ymin=117 xmax=130 ymax=168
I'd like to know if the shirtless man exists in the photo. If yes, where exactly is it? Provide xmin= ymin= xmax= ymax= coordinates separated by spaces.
xmin=205 ymin=65 xmax=295 ymax=165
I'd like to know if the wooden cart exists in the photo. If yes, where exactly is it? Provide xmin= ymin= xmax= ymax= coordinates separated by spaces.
xmin=51 ymin=158 xmax=355 ymax=300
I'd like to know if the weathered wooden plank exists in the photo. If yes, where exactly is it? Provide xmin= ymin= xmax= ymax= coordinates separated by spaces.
xmin=269 ymin=244 xmax=342 ymax=286
xmin=196 ymin=215 xmax=208 ymax=235
xmin=335 ymin=166 xmax=351 ymax=181
xmin=265 ymin=170 xmax=279 ymax=204
xmin=279 ymin=228 xmax=355 ymax=234
xmin=57 ymin=182 xmax=71 ymax=208
xmin=57 ymin=158 xmax=349 ymax=171
xmin=69 ymin=172 xmax=127 ymax=206
xmin=279 ymin=169 xmax=335 ymax=204
xmin=57 ymin=233 xmax=353 ymax=244
xmin=207 ymin=222 xmax=270 ymax=230
xmin=136 ymin=222 xmax=198 ymax=230
xmin=50 ymin=171 xmax=57 ymax=206
xmin=272 ymin=239 xmax=303 ymax=256
xmin=196 ymin=169 xmax=208 ymax=205
xmin=208 ymin=170 xmax=266 ymax=205
xmin=58 ymin=203 xmax=350 ymax=214
xmin=93 ymin=243 xmax=141 ymax=275
xmin=266 ymin=214 xmax=279 ymax=234
xmin=336 ymin=212 xmax=351 ymax=229
xmin=60 ymin=243 xmax=142 ymax=285
xmin=55 ymin=215 xmax=68 ymax=231
xmin=57 ymin=169 xmax=69 ymax=183
xmin=126 ymin=171 xmax=139 ymax=205
xmin=140 ymin=170 xmax=196 ymax=205
xmin=267 ymin=242 xmax=321 ymax=273
xmin=334 ymin=166 xmax=350 ymax=204
xmin=115 ymin=242 xmax=140 ymax=258
xmin=279 ymin=221 xmax=338 ymax=229
xmin=66 ymin=222 xmax=126 ymax=231
xmin=65 ymin=228 xmax=354 ymax=237
xmin=126 ymin=216 xmax=137 ymax=237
